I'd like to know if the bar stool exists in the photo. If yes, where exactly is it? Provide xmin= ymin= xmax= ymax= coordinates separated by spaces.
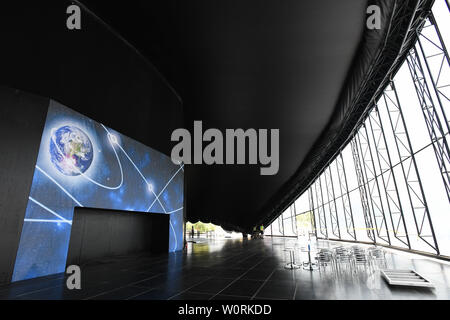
xmin=284 ymin=247 xmax=300 ymax=269
xmin=316 ymin=249 xmax=336 ymax=273
xmin=301 ymin=244 xmax=318 ymax=271
xmin=368 ymin=247 xmax=387 ymax=270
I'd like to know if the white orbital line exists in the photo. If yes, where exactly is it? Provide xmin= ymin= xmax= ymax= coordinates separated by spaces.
xmin=152 ymin=189 xmax=168 ymax=213
xmin=95 ymin=125 xmax=177 ymax=250
xmin=114 ymin=146 xmax=183 ymax=251
xmin=146 ymin=164 xmax=184 ymax=212
xmin=114 ymin=142 xmax=148 ymax=185
xmin=113 ymin=138 xmax=169 ymax=214
xmin=169 ymin=163 xmax=185 ymax=251
xmin=49 ymin=123 xmax=181 ymax=250
xmin=35 ymin=165 xmax=83 ymax=207
xmin=145 ymin=164 xmax=184 ymax=251
xmin=28 ymin=197 xmax=72 ymax=225
xmin=174 ymin=161 xmax=184 ymax=172
xmin=99 ymin=124 xmax=179 ymax=217
xmin=166 ymin=207 xmax=183 ymax=214
xmin=167 ymin=206 xmax=184 ymax=251
xmin=170 ymin=221 xmax=177 ymax=251
xmin=24 ymin=219 xmax=72 ymax=224
xmin=82 ymin=124 xmax=124 ymax=189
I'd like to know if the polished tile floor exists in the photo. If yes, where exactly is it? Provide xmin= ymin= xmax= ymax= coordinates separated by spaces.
xmin=1 ymin=237 xmax=450 ymax=300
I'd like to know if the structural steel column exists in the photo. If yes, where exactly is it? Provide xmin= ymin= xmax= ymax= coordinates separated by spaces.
xmin=308 ymin=187 xmax=317 ymax=238
xmin=383 ymin=81 xmax=439 ymax=254
xmin=290 ymin=204 xmax=298 ymax=236
xmin=367 ymin=105 xmax=411 ymax=248
xmin=335 ymin=151 xmax=357 ymax=240
xmin=357 ymin=124 xmax=391 ymax=244
xmin=409 ymin=16 xmax=450 ymax=203
xmin=323 ymin=165 xmax=341 ymax=239
xmin=314 ymin=179 xmax=328 ymax=239
xmin=279 ymin=214 xmax=285 ymax=237
xmin=351 ymin=135 xmax=376 ymax=242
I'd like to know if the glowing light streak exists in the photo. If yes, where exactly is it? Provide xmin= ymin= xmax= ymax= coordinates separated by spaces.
xmin=28 ymin=197 xmax=72 ymax=225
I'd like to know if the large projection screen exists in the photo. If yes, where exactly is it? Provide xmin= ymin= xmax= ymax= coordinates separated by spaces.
xmin=12 ymin=100 xmax=184 ymax=282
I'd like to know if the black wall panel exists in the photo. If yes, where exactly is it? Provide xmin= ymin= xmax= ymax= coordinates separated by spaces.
xmin=0 ymin=1 xmax=184 ymax=284
xmin=66 ymin=208 xmax=169 ymax=267
xmin=0 ymin=1 xmax=183 ymax=157
xmin=0 ymin=87 xmax=49 ymax=284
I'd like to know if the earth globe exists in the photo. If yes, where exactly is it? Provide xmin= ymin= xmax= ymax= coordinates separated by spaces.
xmin=49 ymin=125 xmax=94 ymax=176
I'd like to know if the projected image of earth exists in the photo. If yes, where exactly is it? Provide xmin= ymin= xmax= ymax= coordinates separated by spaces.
xmin=13 ymin=101 xmax=184 ymax=282
xmin=50 ymin=126 xmax=94 ymax=176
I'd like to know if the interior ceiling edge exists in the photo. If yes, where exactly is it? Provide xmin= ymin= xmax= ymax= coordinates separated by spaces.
xmin=73 ymin=0 xmax=183 ymax=106
xmin=257 ymin=0 xmax=435 ymax=229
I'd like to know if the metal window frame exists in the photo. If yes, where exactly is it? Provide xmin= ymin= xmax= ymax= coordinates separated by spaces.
xmin=335 ymin=151 xmax=357 ymax=240
xmin=356 ymin=123 xmax=391 ymax=244
xmin=383 ymin=80 xmax=439 ymax=254
xmin=407 ymin=18 xmax=450 ymax=203
xmin=314 ymin=178 xmax=328 ymax=239
xmin=323 ymin=164 xmax=341 ymax=239
xmin=291 ymin=202 xmax=298 ymax=236
xmin=262 ymin=7 xmax=449 ymax=259
xmin=367 ymin=105 xmax=411 ymax=248
xmin=351 ymin=135 xmax=376 ymax=242
xmin=309 ymin=187 xmax=318 ymax=238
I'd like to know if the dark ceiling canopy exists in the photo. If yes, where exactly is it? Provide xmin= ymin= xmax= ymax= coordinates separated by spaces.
xmin=5 ymin=0 xmax=433 ymax=233
xmin=78 ymin=0 xmax=434 ymax=232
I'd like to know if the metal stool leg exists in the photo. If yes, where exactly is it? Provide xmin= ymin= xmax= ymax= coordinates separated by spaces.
xmin=285 ymin=249 xmax=300 ymax=269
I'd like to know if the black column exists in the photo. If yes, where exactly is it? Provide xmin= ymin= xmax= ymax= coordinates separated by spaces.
xmin=0 ymin=87 xmax=49 ymax=284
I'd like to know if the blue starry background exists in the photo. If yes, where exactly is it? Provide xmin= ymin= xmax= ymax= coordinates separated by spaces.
xmin=13 ymin=101 xmax=184 ymax=282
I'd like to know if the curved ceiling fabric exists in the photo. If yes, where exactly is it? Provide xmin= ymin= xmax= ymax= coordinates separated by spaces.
xmin=259 ymin=0 xmax=435 ymax=228
xmin=76 ymin=0 xmax=434 ymax=233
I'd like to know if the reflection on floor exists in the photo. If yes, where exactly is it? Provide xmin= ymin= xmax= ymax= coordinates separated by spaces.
xmin=1 ymin=237 xmax=450 ymax=300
